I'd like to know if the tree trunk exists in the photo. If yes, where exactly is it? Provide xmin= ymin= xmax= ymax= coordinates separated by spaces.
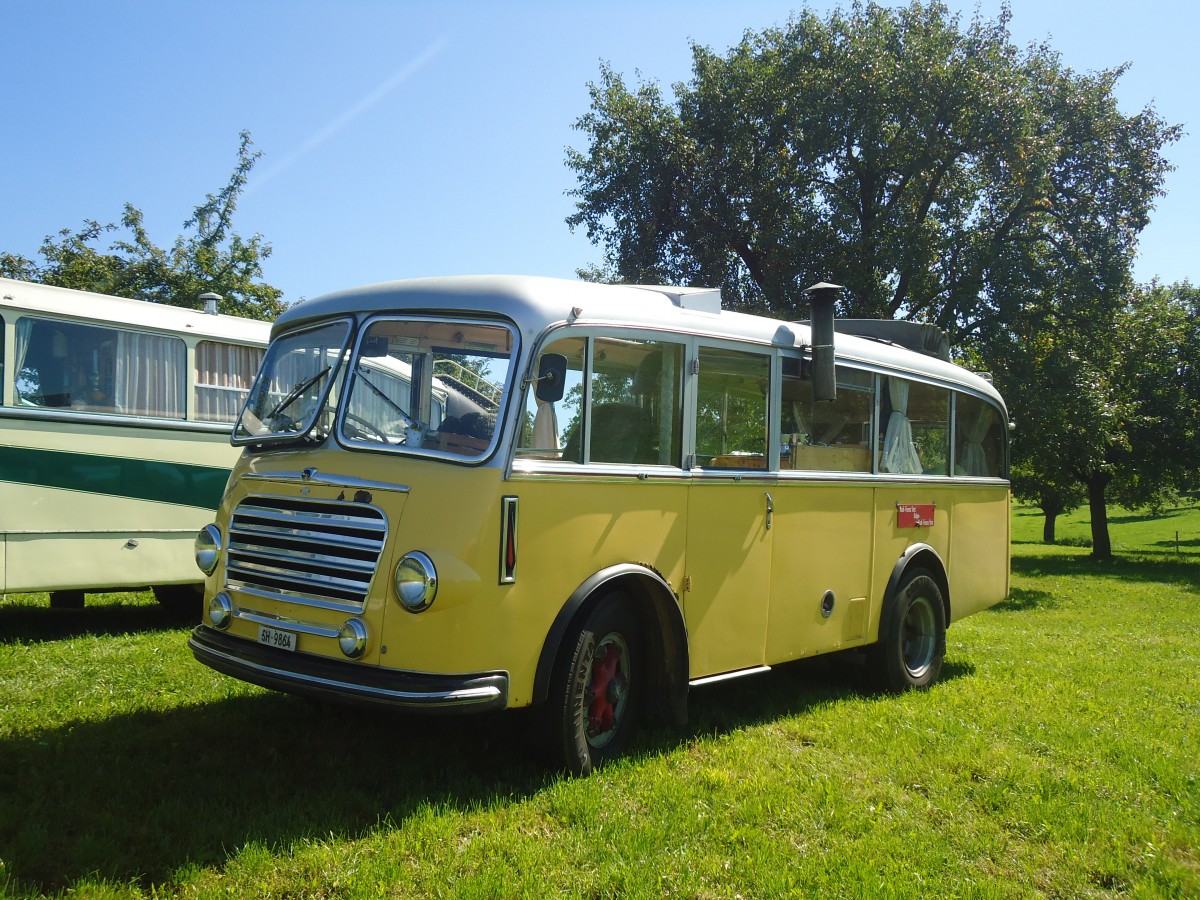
xmin=1085 ymin=474 xmax=1113 ymax=560
xmin=1040 ymin=495 xmax=1064 ymax=544
xmin=1043 ymin=512 xmax=1059 ymax=544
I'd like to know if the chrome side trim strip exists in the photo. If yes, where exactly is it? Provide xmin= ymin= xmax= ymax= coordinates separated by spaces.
xmin=689 ymin=665 xmax=772 ymax=688
xmin=240 ymin=470 xmax=410 ymax=493
xmin=0 ymin=406 xmax=232 ymax=434
xmin=0 ymin=528 xmax=202 ymax=536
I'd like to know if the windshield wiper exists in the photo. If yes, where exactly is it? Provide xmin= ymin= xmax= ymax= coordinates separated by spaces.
xmin=265 ymin=365 xmax=332 ymax=425
xmin=354 ymin=365 xmax=421 ymax=429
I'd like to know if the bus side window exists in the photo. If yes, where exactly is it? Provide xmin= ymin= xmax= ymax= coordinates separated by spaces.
xmin=13 ymin=316 xmax=184 ymax=417
xmin=196 ymin=340 xmax=266 ymax=423
xmin=697 ymin=346 xmax=770 ymax=469
xmin=955 ymin=392 xmax=1005 ymax=477
xmin=881 ymin=377 xmax=949 ymax=475
xmin=555 ymin=337 xmax=684 ymax=467
xmin=783 ymin=363 xmax=873 ymax=472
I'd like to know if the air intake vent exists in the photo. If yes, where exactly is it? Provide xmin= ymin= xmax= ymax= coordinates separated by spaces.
xmin=225 ymin=495 xmax=387 ymax=612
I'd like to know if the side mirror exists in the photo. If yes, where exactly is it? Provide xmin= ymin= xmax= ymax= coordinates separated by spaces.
xmin=533 ymin=353 xmax=568 ymax=403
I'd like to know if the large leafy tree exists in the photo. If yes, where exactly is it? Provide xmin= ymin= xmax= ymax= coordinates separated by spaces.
xmin=567 ymin=1 xmax=1185 ymax=555
xmin=566 ymin=1 xmax=1178 ymax=350
xmin=995 ymin=281 xmax=1199 ymax=558
xmin=0 ymin=131 xmax=284 ymax=320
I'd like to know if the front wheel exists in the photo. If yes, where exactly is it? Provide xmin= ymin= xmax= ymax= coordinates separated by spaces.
xmin=870 ymin=569 xmax=946 ymax=693
xmin=548 ymin=593 xmax=641 ymax=776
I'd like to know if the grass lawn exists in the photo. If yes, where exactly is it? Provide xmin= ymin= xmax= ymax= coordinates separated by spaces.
xmin=1 ymin=505 xmax=1197 ymax=898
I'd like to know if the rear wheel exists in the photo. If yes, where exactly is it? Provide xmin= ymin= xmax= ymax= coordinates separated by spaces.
xmin=548 ymin=593 xmax=641 ymax=776
xmin=870 ymin=569 xmax=946 ymax=692
xmin=49 ymin=590 xmax=85 ymax=610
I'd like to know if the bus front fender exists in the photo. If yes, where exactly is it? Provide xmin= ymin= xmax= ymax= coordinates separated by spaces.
xmin=532 ymin=563 xmax=689 ymax=725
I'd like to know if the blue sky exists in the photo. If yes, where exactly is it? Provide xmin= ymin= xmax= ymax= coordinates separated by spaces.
xmin=3 ymin=1 xmax=1195 ymax=305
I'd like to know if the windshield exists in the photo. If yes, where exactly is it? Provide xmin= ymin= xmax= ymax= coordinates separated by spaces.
xmin=234 ymin=320 xmax=352 ymax=443
xmin=339 ymin=317 xmax=515 ymax=460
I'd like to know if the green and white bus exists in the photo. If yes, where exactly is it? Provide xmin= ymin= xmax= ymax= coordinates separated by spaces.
xmin=0 ymin=278 xmax=270 ymax=608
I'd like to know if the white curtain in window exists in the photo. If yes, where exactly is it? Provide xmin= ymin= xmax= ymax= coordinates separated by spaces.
xmin=13 ymin=319 xmax=35 ymax=402
xmin=881 ymin=377 xmax=922 ymax=474
xmin=115 ymin=331 xmax=185 ymax=417
xmin=531 ymin=398 xmax=559 ymax=452
xmin=195 ymin=342 xmax=265 ymax=422
xmin=961 ymin=404 xmax=994 ymax=476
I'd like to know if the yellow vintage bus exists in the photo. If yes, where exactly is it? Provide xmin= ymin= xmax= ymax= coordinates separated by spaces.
xmin=188 ymin=275 xmax=1009 ymax=773
xmin=0 ymin=277 xmax=270 ymax=608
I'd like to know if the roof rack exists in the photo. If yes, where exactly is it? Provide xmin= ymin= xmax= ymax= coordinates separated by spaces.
xmin=798 ymin=318 xmax=950 ymax=361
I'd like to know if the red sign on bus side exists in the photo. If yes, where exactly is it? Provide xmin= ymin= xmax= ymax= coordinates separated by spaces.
xmin=897 ymin=503 xmax=935 ymax=528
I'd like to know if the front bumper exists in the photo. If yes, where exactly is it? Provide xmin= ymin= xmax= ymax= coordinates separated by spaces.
xmin=189 ymin=626 xmax=509 ymax=713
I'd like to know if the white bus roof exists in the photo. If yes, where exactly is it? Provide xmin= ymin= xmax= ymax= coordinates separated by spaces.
xmin=0 ymin=277 xmax=271 ymax=345
xmin=275 ymin=275 xmax=1005 ymax=408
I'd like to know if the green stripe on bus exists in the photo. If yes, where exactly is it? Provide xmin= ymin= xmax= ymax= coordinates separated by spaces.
xmin=0 ymin=444 xmax=230 ymax=509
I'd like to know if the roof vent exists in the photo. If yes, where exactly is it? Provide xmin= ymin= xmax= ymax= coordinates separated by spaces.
xmin=632 ymin=285 xmax=722 ymax=314
xmin=198 ymin=291 xmax=222 ymax=316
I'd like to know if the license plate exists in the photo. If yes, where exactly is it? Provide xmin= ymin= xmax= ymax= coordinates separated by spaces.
xmin=258 ymin=624 xmax=297 ymax=652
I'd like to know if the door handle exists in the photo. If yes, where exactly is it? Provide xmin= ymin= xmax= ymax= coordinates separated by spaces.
xmin=765 ymin=492 xmax=774 ymax=531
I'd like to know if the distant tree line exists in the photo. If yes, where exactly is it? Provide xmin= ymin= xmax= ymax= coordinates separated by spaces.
xmin=1 ymin=131 xmax=284 ymax=321
xmin=565 ymin=0 xmax=1193 ymax=557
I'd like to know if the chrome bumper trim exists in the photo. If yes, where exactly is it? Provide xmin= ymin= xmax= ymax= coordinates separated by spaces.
xmin=189 ymin=627 xmax=508 ymax=712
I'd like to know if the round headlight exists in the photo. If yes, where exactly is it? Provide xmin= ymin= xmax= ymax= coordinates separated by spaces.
xmin=194 ymin=524 xmax=222 ymax=576
xmin=338 ymin=618 xmax=368 ymax=659
xmin=208 ymin=592 xmax=233 ymax=629
xmin=394 ymin=551 xmax=438 ymax=613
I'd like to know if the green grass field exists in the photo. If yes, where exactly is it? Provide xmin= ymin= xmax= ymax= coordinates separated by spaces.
xmin=1 ymin=505 xmax=1197 ymax=898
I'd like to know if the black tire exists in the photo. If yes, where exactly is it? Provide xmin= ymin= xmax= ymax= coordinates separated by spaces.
xmin=49 ymin=590 xmax=85 ymax=610
xmin=548 ymin=593 xmax=641 ymax=776
xmin=153 ymin=583 xmax=204 ymax=613
xmin=869 ymin=569 xmax=946 ymax=693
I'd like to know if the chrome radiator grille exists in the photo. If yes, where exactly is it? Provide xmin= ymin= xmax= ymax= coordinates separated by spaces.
xmin=225 ymin=495 xmax=388 ymax=612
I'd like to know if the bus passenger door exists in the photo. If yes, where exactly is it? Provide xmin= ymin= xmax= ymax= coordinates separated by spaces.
xmin=682 ymin=344 xmax=774 ymax=678
xmin=683 ymin=482 xmax=773 ymax=677
xmin=765 ymin=485 xmax=875 ymax=663
xmin=765 ymin=360 xmax=878 ymax=663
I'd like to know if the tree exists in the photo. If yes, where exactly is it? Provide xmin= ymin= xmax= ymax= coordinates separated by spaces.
xmin=565 ymin=1 xmax=1178 ymax=350
xmin=996 ymin=281 xmax=1199 ymax=558
xmin=1003 ymin=339 xmax=1087 ymax=544
xmin=0 ymin=131 xmax=284 ymax=321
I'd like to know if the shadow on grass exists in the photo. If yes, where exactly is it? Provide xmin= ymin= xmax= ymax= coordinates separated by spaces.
xmin=1106 ymin=508 xmax=1191 ymax=525
xmin=1153 ymin=537 xmax=1200 ymax=550
xmin=993 ymin=586 xmax=1058 ymax=612
xmin=637 ymin=653 xmax=974 ymax=746
xmin=0 ymin=693 xmax=550 ymax=894
xmin=0 ymin=599 xmax=197 ymax=645
xmin=0 ymin=650 xmax=961 ymax=894
xmin=1011 ymin=552 xmax=1200 ymax=591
